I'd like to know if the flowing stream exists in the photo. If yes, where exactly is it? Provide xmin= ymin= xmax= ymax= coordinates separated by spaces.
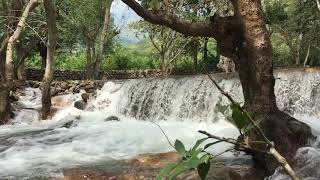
xmin=0 ymin=69 xmax=319 ymax=179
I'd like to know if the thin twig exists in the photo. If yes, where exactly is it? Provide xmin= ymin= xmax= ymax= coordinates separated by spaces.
xmin=151 ymin=121 xmax=175 ymax=149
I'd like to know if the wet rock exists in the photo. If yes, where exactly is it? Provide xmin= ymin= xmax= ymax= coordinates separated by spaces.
xmin=52 ymin=96 xmax=73 ymax=108
xmin=85 ymin=88 xmax=96 ymax=94
xmin=61 ymin=120 xmax=74 ymax=128
xmin=72 ymin=86 xmax=80 ymax=93
xmin=9 ymin=91 xmax=19 ymax=102
xmin=29 ymin=81 xmax=40 ymax=88
xmin=60 ymin=82 xmax=69 ymax=90
xmin=74 ymin=100 xmax=86 ymax=110
xmin=81 ymin=93 xmax=90 ymax=103
xmin=105 ymin=116 xmax=120 ymax=122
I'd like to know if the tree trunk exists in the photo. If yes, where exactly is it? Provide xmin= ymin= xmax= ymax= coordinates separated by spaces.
xmin=37 ymin=42 xmax=47 ymax=70
xmin=94 ymin=0 xmax=113 ymax=79
xmin=192 ymin=43 xmax=198 ymax=74
xmin=0 ymin=0 xmax=39 ymax=123
xmin=230 ymin=0 xmax=312 ymax=172
xmin=85 ymin=39 xmax=94 ymax=79
xmin=41 ymin=0 xmax=58 ymax=120
xmin=203 ymin=37 xmax=209 ymax=70
xmin=303 ymin=45 xmax=311 ymax=67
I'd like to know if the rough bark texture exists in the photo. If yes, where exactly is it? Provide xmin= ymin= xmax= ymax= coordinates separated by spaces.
xmin=41 ymin=0 xmax=58 ymax=120
xmin=122 ymin=0 xmax=313 ymax=174
xmin=231 ymin=0 xmax=312 ymax=173
xmin=94 ymin=0 xmax=113 ymax=78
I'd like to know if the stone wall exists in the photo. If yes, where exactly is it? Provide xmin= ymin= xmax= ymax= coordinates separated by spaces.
xmin=25 ymin=69 xmax=194 ymax=81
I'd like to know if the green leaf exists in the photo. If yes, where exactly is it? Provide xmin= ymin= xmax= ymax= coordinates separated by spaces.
xmin=215 ymin=103 xmax=228 ymax=114
xmin=186 ymin=155 xmax=201 ymax=169
xmin=168 ymin=164 xmax=188 ymax=180
xmin=174 ymin=139 xmax=186 ymax=156
xmin=200 ymin=154 xmax=211 ymax=164
xmin=231 ymin=105 xmax=248 ymax=130
xmin=197 ymin=162 xmax=211 ymax=180
xmin=192 ymin=138 xmax=208 ymax=153
xmin=156 ymin=164 xmax=178 ymax=180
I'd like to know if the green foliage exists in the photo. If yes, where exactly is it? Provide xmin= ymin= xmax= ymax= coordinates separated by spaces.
xmin=231 ymin=105 xmax=249 ymax=130
xmin=157 ymin=139 xmax=211 ymax=180
xmin=55 ymin=52 xmax=86 ymax=70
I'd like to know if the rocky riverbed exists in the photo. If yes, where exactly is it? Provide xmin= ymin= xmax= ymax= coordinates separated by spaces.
xmin=63 ymin=152 xmax=265 ymax=180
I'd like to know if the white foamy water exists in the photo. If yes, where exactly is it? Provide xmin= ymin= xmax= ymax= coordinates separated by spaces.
xmin=0 ymin=69 xmax=319 ymax=179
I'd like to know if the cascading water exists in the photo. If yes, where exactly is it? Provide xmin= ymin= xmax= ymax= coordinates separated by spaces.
xmin=0 ymin=69 xmax=319 ymax=179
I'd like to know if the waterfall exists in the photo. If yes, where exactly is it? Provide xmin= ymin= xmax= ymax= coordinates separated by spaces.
xmin=0 ymin=68 xmax=319 ymax=179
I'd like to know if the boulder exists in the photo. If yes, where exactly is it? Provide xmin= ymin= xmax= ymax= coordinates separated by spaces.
xmin=81 ymin=93 xmax=90 ymax=103
xmin=105 ymin=116 xmax=120 ymax=122
xmin=74 ymin=100 xmax=86 ymax=110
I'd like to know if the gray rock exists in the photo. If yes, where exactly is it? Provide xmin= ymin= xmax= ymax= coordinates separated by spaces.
xmin=74 ymin=100 xmax=86 ymax=110
xmin=61 ymin=120 xmax=74 ymax=128
xmin=81 ymin=93 xmax=90 ymax=103
xmin=105 ymin=116 xmax=120 ymax=122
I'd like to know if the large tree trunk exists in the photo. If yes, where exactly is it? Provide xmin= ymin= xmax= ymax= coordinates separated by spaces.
xmin=0 ymin=0 xmax=39 ymax=124
xmin=41 ymin=0 xmax=58 ymax=120
xmin=94 ymin=0 xmax=113 ymax=79
xmin=230 ymin=0 xmax=312 ymax=172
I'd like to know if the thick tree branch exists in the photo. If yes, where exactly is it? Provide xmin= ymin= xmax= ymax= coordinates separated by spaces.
xmin=121 ymin=0 xmax=215 ymax=37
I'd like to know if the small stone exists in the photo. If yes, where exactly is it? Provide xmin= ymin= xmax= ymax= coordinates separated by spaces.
xmin=105 ymin=116 xmax=120 ymax=122
xmin=62 ymin=120 xmax=74 ymax=128
xmin=85 ymin=88 xmax=96 ymax=94
xmin=74 ymin=100 xmax=86 ymax=110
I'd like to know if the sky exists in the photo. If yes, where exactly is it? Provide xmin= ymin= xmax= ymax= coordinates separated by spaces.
xmin=111 ymin=0 xmax=142 ymax=45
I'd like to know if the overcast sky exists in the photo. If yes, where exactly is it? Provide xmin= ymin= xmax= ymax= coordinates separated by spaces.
xmin=111 ymin=0 xmax=141 ymax=44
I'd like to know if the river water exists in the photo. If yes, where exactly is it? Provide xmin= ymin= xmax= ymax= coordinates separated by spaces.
xmin=0 ymin=69 xmax=319 ymax=179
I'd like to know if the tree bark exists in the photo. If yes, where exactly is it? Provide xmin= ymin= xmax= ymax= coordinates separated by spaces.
xmin=203 ymin=37 xmax=209 ymax=71
xmin=231 ymin=0 xmax=312 ymax=172
xmin=41 ymin=0 xmax=58 ymax=120
xmin=37 ymin=42 xmax=47 ymax=70
xmin=122 ymin=0 xmax=313 ymax=173
xmin=303 ymin=45 xmax=311 ymax=67
xmin=192 ymin=41 xmax=198 ymax=74
xmin=0 ymin=0 xmax=39 ymax=124
xmin=94 ymin=0 xmax=113 ymax=79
